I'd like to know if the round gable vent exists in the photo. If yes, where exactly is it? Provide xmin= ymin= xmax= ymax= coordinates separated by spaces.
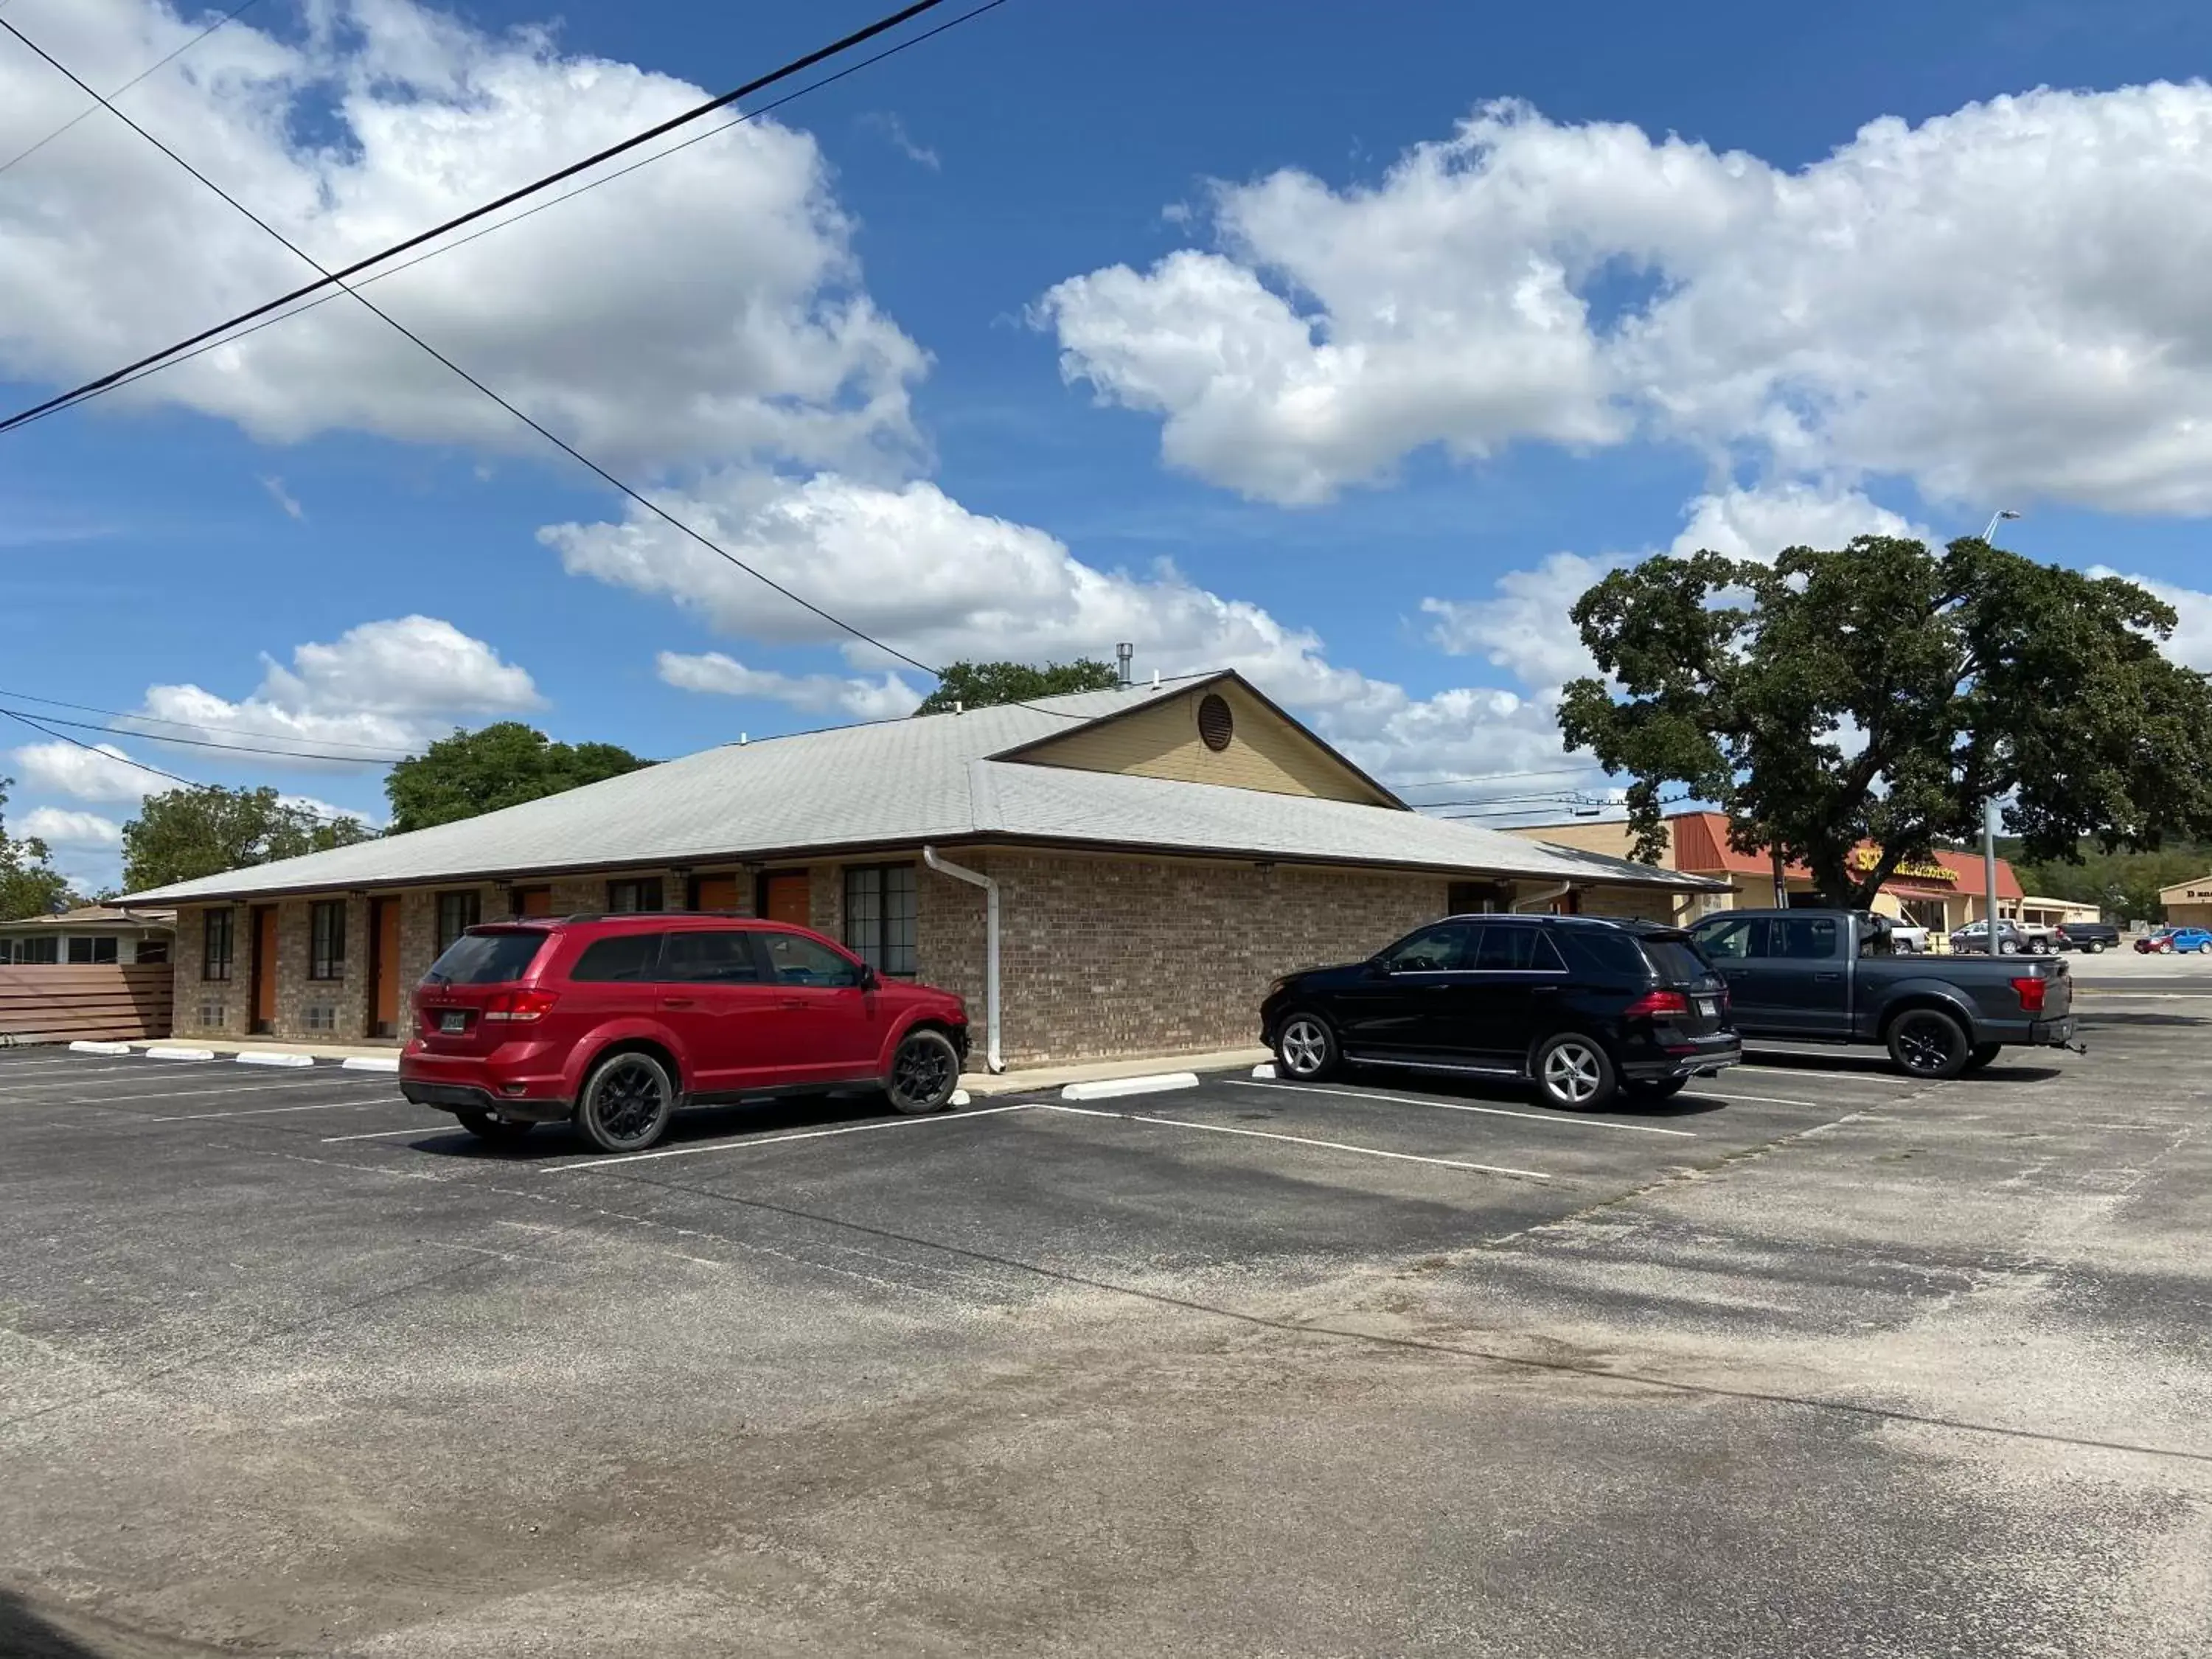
xmin=1197 ymin=692 xmax=1234 ymax=752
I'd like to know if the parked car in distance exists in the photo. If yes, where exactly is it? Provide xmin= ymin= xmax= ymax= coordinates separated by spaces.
xmin=2154 ymin=925 xmax=2212 ymax=955
xmin=2054 ymin=921 xmax=2119 ymax=954
xmin=1886 ymin=918 xmax=1932 ymax=954
xmin=399 ymin=914 xmax=969 ymax=1152
xmin=1687 ymin=908 xmax=2078 ymax=1078
xmin=1260 ymin=914 xmax=1739 ymax=1112
xmin=1948 ymin=919 xmax=2053 ymax=956
xmin=2136 ymin=928 xmax=2178 ymax=954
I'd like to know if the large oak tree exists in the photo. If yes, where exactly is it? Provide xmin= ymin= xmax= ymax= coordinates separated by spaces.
xmin=384 ymin=723 xmax=650 ymax=835
xmin=123 ymin=786 xmax=375 ymax=893
xmin=1557 ymin=535 xmax=2212 ymax=908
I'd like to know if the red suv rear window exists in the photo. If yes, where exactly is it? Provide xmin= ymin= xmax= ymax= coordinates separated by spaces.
xmin=425 ymin=929 xmax=549 ymax=986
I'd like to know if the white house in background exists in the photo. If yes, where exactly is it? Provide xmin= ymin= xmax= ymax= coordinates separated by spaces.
xmin=0 ymin=905 xmax=176 ymax=966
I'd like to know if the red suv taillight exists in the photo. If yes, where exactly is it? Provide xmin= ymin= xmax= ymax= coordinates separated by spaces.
xmin=1625 ymin=989 xmax=1691 ymax=1018
xmin=2011 ymin=976 xmax=2047 ymax=1015
xmin=483 ymin=990 xmax=559 ymax=1023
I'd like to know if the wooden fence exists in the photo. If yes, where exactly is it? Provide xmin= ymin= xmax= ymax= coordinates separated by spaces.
xmin=0 ymin=964 xmax=173 ymax=1046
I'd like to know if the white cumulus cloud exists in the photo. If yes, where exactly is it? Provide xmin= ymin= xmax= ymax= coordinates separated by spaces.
xmin=656 ymin=651 xmax=923 ymax=721
xmin=0 ymin=0 xmax=925 ymax=475
xmin=1043 ymin=87 xmax=2212 ymax=514
xmin=8 ymin=740 xmax=150 ymax=804
xmin=15 ymin=807 xmax=123 ymax=847
xmin=124 ymin=615 xmax=542 ymax=765
xmin=550 ymin=471 xmax=1609 ymax=789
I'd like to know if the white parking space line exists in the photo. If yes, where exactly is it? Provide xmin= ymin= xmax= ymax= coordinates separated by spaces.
xmin=548 ymin=1102 xmax=1040 ymax=1172
xmin=323 ymin=1124 xmax=459 ymax=1142
xmin=57 ymin=1077 xmax=397 ymax=1108
xmin=145 ymin=1096 xmax=416 ymax=1122
xmin=1677 ymin=1089 xmax=1832 ymax=1108
xmin=1040 ymin=1102 xmax=1551 ymax=1181
xmin=1230 ymin=1079 xmax=1696 ymax=1137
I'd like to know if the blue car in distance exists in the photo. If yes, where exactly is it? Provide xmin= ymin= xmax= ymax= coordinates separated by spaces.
xmin=2167 ymin=926 xmax=2212 ymax=955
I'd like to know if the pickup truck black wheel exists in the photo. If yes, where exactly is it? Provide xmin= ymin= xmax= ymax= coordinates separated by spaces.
xmin=1886 ymin=1009 xmax=1971 ymax=1079
xmin=1273 ymin=1012 xmax=1340 ymax=1081
xmin=1534 ymin=1033 xmax=1618 ymax=1111
xmin=455 ymin=1108 xmax=533 ymax=1141
xmin=2084 ymin=940 xmax=2107 ymax=954
xmin=1961 ymin=1043 xmax=2003 ymax=1074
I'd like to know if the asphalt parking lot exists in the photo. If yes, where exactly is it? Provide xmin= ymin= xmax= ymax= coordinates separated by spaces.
xmin=4 ymin=999 xmax=2209 ymax=1658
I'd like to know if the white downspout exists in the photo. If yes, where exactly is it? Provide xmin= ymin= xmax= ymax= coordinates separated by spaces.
xmin=1513 ymin=880 xmax=1575 ymax=914
xmin=922 ymin=846 xmax=1002 ymax=1073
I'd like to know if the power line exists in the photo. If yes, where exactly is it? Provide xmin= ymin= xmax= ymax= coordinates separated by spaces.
xmin=0 ymin=0 xmax=262 ymax=177
xmin=4 ymin=0 xmax=1013 ymax=427
xmin=0 ymin=687 xmax=415 ymax=760
xmin=0 ymin=0 xmax=967 ymax=436
xmin=0 ymin=705 xmax=414 ymax=765
xmin=0 ymin=706 xmax=372 ymax=824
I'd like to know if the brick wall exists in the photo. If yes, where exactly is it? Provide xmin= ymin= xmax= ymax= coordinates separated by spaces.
xmin=910 ymin=850 xmax=1451 ymax=1067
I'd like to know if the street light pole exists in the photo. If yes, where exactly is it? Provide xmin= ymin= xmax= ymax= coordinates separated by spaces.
xmin=1978 ymin=509 xmax=2021 ymax=947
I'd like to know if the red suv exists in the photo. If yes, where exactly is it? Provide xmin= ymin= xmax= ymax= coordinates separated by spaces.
xmin=398 ymin=914 xmax=970 ymax=1152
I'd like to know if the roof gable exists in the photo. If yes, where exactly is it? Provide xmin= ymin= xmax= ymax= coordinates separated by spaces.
xmin=990 ymin=672 xmax=1402 ymax=808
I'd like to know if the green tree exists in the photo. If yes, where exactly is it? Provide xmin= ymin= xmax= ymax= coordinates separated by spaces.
xmin=0 ymin=776 xmax=72 ymax=921
xmin=122 ymin=786 xmax=375 ymax=892
xmin=384 ymin=723 xmax=650 ymax=834
xmin=914 ymin=658 xmax=1121 ymax=716
xmin=2007 ymin=838 xmax=2208 ymax=924
xmin=1558 ymin=535 xmax=2212 ymax=908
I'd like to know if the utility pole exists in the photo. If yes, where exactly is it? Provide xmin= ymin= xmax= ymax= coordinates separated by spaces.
xmin=1978 ymin=509 xmax=2021 ymax=949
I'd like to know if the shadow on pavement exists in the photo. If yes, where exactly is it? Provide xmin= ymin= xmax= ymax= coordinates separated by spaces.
xmin=411 ymin=1091 xmax=905 ymax=1161
xmin=0 ymin=1590 xmax=212 ymax=1659
xmin=1300 ymin=1066 xmax=1731 ymax=1121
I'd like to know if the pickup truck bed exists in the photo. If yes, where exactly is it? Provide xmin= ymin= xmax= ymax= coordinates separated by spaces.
xmin=1687 ymin=909 xmax=2079 ymax=1079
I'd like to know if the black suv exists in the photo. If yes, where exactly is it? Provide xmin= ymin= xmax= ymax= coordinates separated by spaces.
xmin=2054 ymin=921 xmax=2119 ymax=954
xmin=1260 ymin=914 xmax=1739 ymax=1111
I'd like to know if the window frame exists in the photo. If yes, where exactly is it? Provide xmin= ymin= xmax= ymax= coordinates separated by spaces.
xmin=841 ymin=863 xmax=917 ymax=976
xmin=758 ymin=926 xmax=866 ymax=989
xmin=307 ymin=900 xmax=347 ymax=983
xmin=605 ymin=877 xmax=664 ymax=914
xmin=201 ymin=909 xmax=234 ymax=981
xmin=435 ymin=890 xmax=481 ymax=953
xmin=135 ymin=938 xmax=170 ymax=964
xmin=21 ymin=935 xmax=59 ymax=965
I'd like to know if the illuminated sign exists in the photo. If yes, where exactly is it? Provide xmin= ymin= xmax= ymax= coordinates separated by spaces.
xmin=1849 ymin=848 xmax=1958 ymax=885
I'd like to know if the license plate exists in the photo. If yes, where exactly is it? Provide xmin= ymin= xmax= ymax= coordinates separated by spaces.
xmin=1696 ymin=997 xmax=1718 ymax=1018
xmin=439 ymin=1010 xmax=467 ymax=1033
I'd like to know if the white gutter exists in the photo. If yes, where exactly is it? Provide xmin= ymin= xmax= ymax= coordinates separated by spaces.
xmin=1512 ymin=880 xmax=1576 ymax=914
xmin=922 ymin=846 xmax=1002 ymax=1074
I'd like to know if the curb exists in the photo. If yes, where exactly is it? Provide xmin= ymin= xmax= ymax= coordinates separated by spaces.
xmin=68 ymin=1040 xmax=131 ymax=1056
xmin=339 ymin=1056 xmax=402 ymax=1074
xmin=236 ymin=1051 xmax=317 ymax=1069
xmin=144 ymin=1046 xmax=217 ymax=1062
xmin=1062 ymin=1071 xmax=1201 ymax=1102
xmin=1250 ymin=1062 xmax=1277 ymax=1079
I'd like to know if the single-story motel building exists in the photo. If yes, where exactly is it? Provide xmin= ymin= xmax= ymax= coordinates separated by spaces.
xmin=1517 ymin=811 xmax=2098 ymax=939
xmin=128 ymin=672 xmax=1724 ymax=1069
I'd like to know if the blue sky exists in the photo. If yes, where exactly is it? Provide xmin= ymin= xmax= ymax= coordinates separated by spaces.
xmin=5 ymin=0 xmax=2212 ymax=891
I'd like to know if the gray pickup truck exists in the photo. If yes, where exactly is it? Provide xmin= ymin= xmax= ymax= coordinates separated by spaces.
xmin=1686 ymin=908 xmax=2080 ymax=1078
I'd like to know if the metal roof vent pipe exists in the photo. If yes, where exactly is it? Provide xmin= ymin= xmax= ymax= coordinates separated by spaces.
xmin=922 ymin=846 xmax=1002 ymax=1074
xmin=1116 ymin=642 xmax=1133 ymax=687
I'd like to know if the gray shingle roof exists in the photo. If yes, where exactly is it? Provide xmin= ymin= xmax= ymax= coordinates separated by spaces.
xmin=124 ymin=675 xmax=1720 ymax=902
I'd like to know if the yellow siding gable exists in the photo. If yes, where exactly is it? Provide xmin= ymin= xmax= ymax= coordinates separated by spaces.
xmin=1008 ymin=681 xmax=1396 ymax=805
